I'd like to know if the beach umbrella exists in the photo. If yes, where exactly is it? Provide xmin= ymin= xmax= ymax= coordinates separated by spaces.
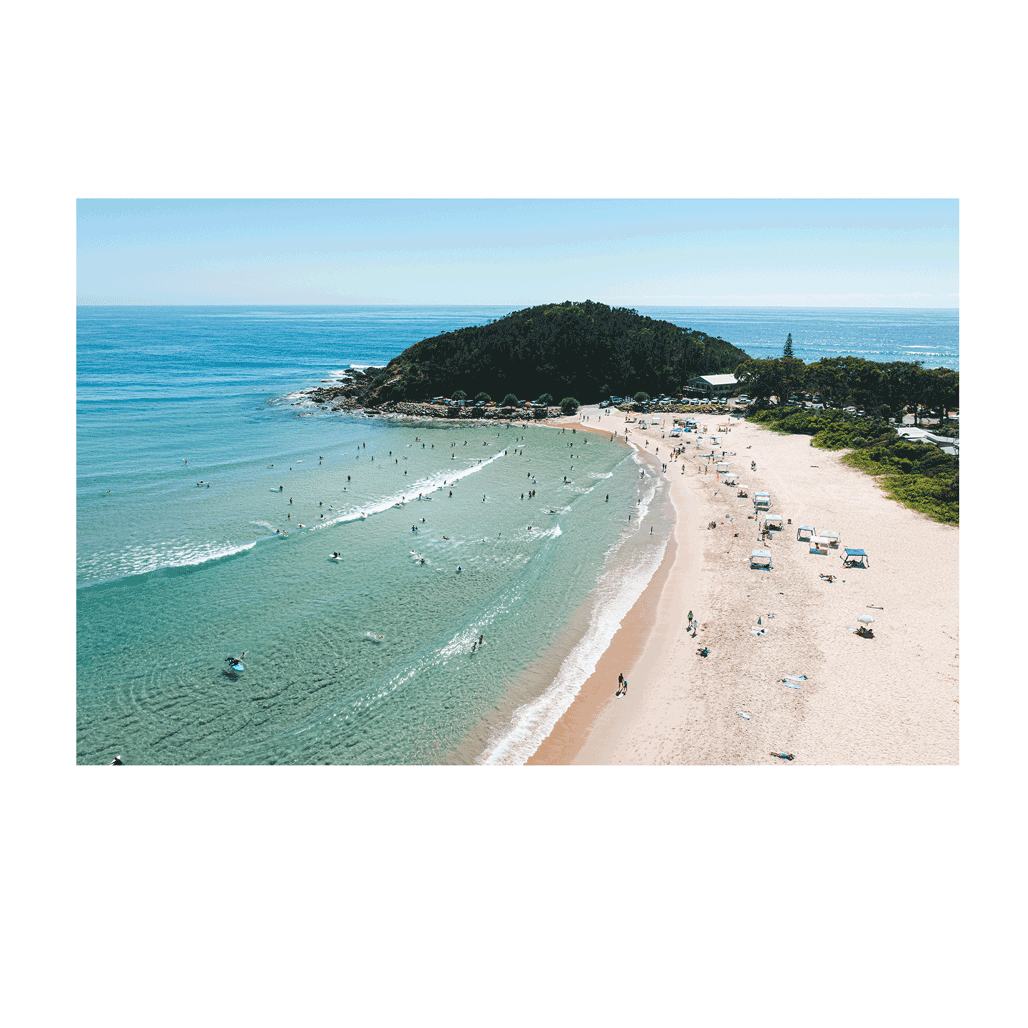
xmin=858 ymin=615 xmax=875 ymax=624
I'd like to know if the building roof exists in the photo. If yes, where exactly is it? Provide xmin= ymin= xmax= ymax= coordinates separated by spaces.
xmin=691 ymin=374 xmax=738 ymax=386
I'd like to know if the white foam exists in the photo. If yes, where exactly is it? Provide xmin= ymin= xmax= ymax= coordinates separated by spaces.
xmin=306 ymin=449 xmax=508 ymax=531
xmin=80 ymin=537 xmax=259 ymax=584
xmin=478 ymin=524 xmax=668 ymax=765
xmin=534 ymin=524 xmax=562 ymax=540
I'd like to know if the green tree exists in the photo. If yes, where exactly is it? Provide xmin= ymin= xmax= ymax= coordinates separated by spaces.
xmin=501 ymin=392 xmax=519 ymax=408
xmin=734 ymin=358 xmax=779 ymax=403
xmin=536 ymin=392 xmax=553 ymax=406
xmin=474 ymin=391 xmax=491 ymax=404
xmin=451 ymin=389 xmax=467 ymax=401
xmin=783 ymin=333 xmax=794 ymax=359
xmin=633 ymin=391 xmax=650 ymax=403
xmin=560 ymin=397 xmax=580 ymax=415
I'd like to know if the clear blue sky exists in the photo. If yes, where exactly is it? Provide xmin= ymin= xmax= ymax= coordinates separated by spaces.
xmin=77 ymin=199 xmax=958 ymax=307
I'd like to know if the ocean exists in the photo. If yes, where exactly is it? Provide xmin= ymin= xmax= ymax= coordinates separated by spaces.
xmin=76 ymin=305 xmax=958 ymax=765
xmin=639 ymin=306 xmax=959 ymax=371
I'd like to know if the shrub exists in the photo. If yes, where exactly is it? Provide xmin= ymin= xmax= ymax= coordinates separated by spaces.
xmin=633 ymin=391 xmax=650 ymax=403
xmin=560 ymin=396 xmax=580 ymax=415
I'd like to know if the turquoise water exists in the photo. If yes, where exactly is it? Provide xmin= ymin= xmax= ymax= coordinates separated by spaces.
xmin=77 ymin=305 xmax=957 ymax=765
xmin=77 ymin=307 xmax=669 ymax=764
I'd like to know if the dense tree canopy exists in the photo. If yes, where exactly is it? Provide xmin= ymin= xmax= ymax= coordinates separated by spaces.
xmin=367 ymin=300 xmax=750 ymax=405
xmin=736 ymin=354 xmax=958 ymax=422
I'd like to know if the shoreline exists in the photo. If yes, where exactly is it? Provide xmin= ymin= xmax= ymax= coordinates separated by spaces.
xmin=472 ymin=410 xmax=670 ymax=764
xmin=525 ymin=414 xmax=682 ymax=763
xmin=528 ymin=405 xmax=959 ymax=765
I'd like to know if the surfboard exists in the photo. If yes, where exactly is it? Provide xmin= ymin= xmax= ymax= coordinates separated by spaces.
xmin=227 ymin=661 xmax=244 ymax=672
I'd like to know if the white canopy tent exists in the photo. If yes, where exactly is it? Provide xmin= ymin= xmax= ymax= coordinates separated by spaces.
xmin=750 ymin=549 xmax=773 ymax=569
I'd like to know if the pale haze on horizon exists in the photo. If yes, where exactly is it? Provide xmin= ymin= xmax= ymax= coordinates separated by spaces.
xmin=77 ymin=198 xmax=958 ymax=308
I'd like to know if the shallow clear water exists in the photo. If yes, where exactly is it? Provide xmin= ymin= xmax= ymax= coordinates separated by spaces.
xmin=77 ymin=306 xmax=669 ymax=764
xmin=77 ymin=305 xmax=957 ymax=765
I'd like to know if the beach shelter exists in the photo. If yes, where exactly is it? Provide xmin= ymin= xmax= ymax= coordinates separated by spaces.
xmin=724 ymin=472 xmax=739 ymax=485
xmin=716 ymin=462 xmax=729 ymax=473
xmin=764 ymin=515 xmax=783 ymax=531
xmin=842 ymin=548 xmax=869 ymax=568
xmin=750 ymin=549 xmax=773 ymax=569
xmin=753 ymin=491 xmax=771 ymax=510
xmin=821 ymin=530 xmax=840 ymax=548
xmin=809 ymin=535 xmax=832 ymax=554
xmin=796 ymin=525 xmax=816 ymax=542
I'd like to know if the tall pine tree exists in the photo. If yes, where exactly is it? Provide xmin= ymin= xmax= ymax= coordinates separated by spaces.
xmin=783 ymin=333 xmax=794 ymax=358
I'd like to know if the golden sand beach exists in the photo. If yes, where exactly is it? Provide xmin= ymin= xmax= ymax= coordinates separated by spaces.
xmin=529 ymin=404 xmax=958 ymax=765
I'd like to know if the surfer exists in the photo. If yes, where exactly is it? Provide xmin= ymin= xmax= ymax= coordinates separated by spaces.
xmin=109 ymin=755 xmax=123 ymax=765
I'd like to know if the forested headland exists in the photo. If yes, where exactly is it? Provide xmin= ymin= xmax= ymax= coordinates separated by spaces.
xmin=355 ymin=301 xmax=751 ymax=406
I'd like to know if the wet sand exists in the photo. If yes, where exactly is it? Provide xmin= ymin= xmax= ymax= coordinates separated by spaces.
xmin=531 ymin=404 xmax=959 ymax=765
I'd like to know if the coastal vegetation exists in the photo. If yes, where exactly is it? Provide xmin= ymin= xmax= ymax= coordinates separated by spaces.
xmin=734 ymin=354 xmax=959 ymax=424
xmin=747 ymin=404 xmax=959 ymax=525
xmin=359 ymin=301 xmax=750 ymax=406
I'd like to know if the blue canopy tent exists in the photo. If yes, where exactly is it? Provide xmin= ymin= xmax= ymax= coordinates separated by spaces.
xmin=842 ymin=548 xmax=869 ymax=568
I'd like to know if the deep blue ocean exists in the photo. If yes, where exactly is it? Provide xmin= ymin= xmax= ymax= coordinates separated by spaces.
xmin=76 ymin=305 xmax=958 ymax=764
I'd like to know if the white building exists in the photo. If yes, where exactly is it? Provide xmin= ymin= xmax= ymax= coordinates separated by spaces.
xmin=686 ymin=373 xmax=738 ymax=398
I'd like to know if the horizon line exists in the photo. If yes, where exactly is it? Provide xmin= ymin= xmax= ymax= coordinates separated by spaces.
xmin=76 ymin=300 xmax=960 ymax=311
